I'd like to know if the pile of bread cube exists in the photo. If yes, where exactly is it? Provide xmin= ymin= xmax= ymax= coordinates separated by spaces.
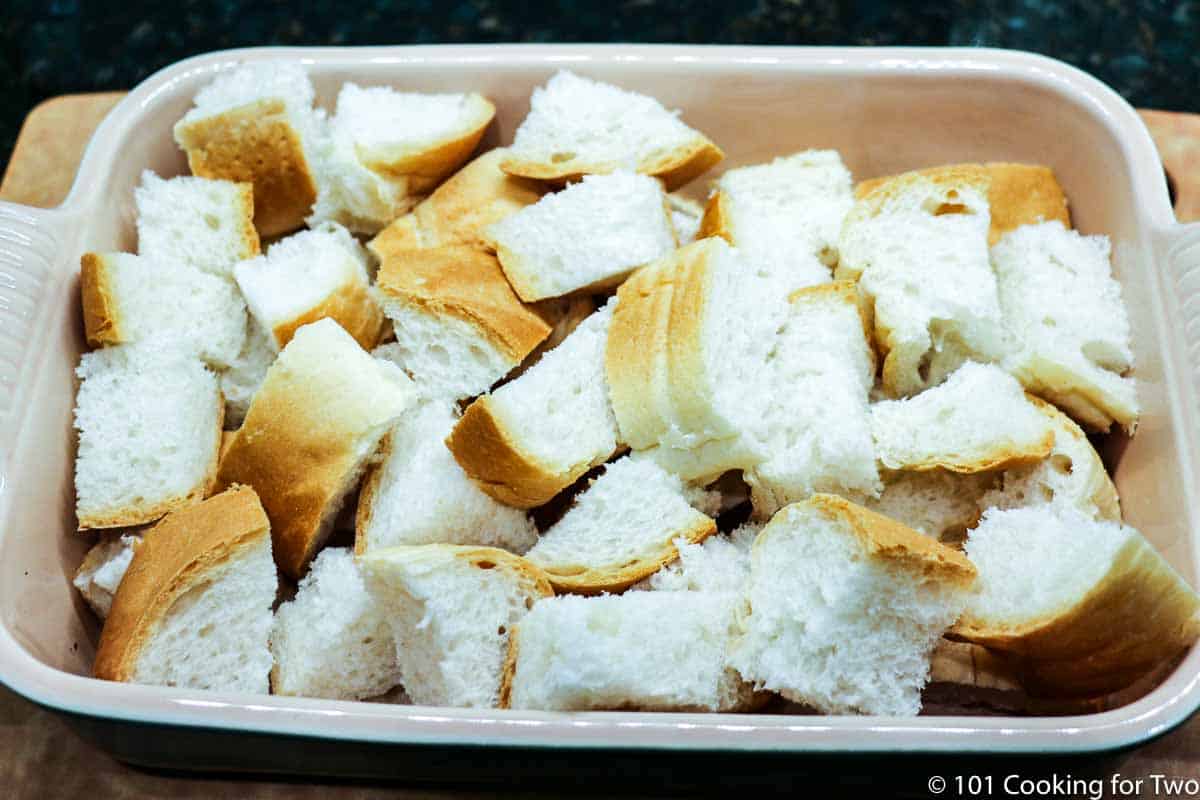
xmin=72 ymin=62 xmax=1198 ymax=717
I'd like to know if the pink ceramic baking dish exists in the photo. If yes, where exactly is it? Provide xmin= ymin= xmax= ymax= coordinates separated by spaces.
xmin=1 ymin=45 xmax=1198 ymax=771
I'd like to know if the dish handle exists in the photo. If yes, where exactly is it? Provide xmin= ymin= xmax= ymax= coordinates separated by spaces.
xmin=0 ymin=200 xmax=72 ymax=464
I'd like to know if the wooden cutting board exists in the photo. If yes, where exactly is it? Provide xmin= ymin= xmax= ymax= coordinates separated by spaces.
xmin=1 ymin=93 xmax=1198 ymax=797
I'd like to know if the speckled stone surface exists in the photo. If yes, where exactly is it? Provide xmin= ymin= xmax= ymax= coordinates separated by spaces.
xmin=1 ymin=0 xmax=1198 ymax=175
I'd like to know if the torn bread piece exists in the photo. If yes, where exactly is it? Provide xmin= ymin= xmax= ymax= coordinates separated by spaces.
xmin=856 ymin=162 xmax=1071 ymax=245
xmin=837 ymin=167 xmax=1008 ymax=397
xmin=73 ymin=533 xmax=143 ymax=619
xmin=447 ymin=301 xmax=620 ymax=508
xmin=501 ymin=592 xmax=756 ymax=712
xmin=332 ymin=83 xmax=494 ymax=192
xmin=700 ymin=149 xmax=853 ymax=290
xmin=982 ymin=397 xmax=1121 ymax=521
xmin=368 ymin=148 xmax=547 ymax=256
xmin=173 ymin=61 xmax=322 ymax=238
xmin=80 ymin=252 xmax=247 ymax=369
xmin=636 ymin=522 xmax=760 ymax=593
xmin=371 ymin=246 xmax=550 ymax=400
xmin=270 ymin=547 xmax=399 ymax=700
xmin=729 ymin=494 xmax=976 ymax=716
xmin=490 ymin=171 xmax=677 ymax=302
xmin=215 ymin=318 xmax=417 ymax=578
xmin=359 ymin=544 xmax=553 ymax=708
xmin=74 ymin=345 xmax=223 ymax=530
xmin=524 ymin=456 xmax=718 ymax=593
xmin=745 ymin=281 xmax=880 ymax=520
xmin=870 ymin=362 xmax=1055 ymax=473
xmin=234 ymin=222 xmax=384 ymax=352
xmin=953 ymin=504 xmax=1200 ymax=697
xmin=993 ymin=220 xmax=1138 ymax=433
xmin=133 ymin=171 xmax=260 ymax=279
xmin=502 ymin=70 xmax=723 ymax=190
xmin=606 ymin=237 xmax=789 ymax=482
xmin=219 ymin=318 xmax=277 ymax=430
xmin=93 ymin=485 xmax=277 ymax=693
xmin=355 ymin=400 xmax=538 ymax=555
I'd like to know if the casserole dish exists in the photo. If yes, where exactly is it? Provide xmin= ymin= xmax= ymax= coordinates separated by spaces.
xmin=1 ymin=45 xmax=1199 ymax=772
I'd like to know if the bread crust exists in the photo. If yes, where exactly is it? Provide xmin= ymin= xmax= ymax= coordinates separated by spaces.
xmin=352 ymin=434 xmax=391 ymax=556
xmin=951 ymin=535 xmax=1200 ymax=696
xmin=93 ymin=485 xmax=271 ymax=682
xmin=214 ymin=322 xmax=411 ymax=578
xmin=269 ymin=275 xmax=385 ymax=352
xmin=855 ymin=162 xmax=1070 ymax=245
xmin=530 ymin=512 xmax=717 ymax=595
xmin=696 ymin=189 xmax=733 ymax=243
xmin=79 ymin=253 xmax=123 ymax=347
xmin=175 ymin=99 xmax=317 ymax=239
xmin=445 ymin=396 xmax=567 ymax=509
xmin=375 ymin=246 xmax=551 ymax=363
xmin=368 ymin=148 xmax=546 ymax=257
xmin=1026 ymin=396 xmax=1122 ymax=520
xmin=796 ymin=494 xmax=978 ymax=586
xmin=358 ymin=96 xmax=496 ymax=194
xmin=500 ymin=135 xmax=723 ymax=192
xmin=77 ymin=392 xmax=224 ymax=531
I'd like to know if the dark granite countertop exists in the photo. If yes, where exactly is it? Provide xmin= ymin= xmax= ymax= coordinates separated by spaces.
xmin=2 ymin=0 xmax=1198 ymax=175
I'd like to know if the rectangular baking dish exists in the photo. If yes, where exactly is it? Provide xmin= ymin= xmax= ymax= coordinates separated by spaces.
xmin=1 ymin=45 xmax=1199 ymax=770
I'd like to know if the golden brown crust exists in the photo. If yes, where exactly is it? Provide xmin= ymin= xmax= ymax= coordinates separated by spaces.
xmin=696 ymin=190 xmax=733 ymax=243
xmin=368 ymin=148 xmax=546 ymax=257
xmin=175 ymin=99 xmax=316 ymax=239
xmin=445 ymin=396 xmax=565 ymax=509
xmin=500 ymin=135 xmax=723 ymax=193
xmin=532 ymin=513 xmax=717 ymax=595
xmin=802 ymin=494 xmax=978 ymax=586
xmin=77 ymin=395 xmax=224 ymax=531
xmin=214 ymin=324 xmax=409 ymax=578
xmin=497 ymin=625 xmax=519 ymax=710
xmin=93 ymin=485 xmax=271 ymax=682
xmin=79 ymin=253 xmax=122 ymax=347
xmin=268 ymin=275 xmax=385 ymax=352
xmin=664 ymin=239 xmax=726 ymax=436
xmin=352 ymin=435 xmax=391 ymax=557
xmin=894 ymin=430 xmax=1057 ymax=474
xmin=951 ymin=534 xmax=1200 ymax=696
xmin=856 ymin=163 xmax=1070 ymax=245
xmin=375 ymin=246 xmax=551 ymax=363
xmin=359 ymin=96 xmax=496 ymax=194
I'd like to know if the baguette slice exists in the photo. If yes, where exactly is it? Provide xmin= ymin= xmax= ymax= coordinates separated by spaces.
xmin=524 ymin=456 xmax=718 ymax=593
xmin=215 ymin=318 xmax=417 ymax=578
xmin=745 ymin=281 xmax=880 ymax=520
xmin=371 ymin=246 xmax=550 ymax=400
xmin=837 ymin=167 xmax=1008 ymax=397
xmin=368 ymin=148 xmax=547 ymax=256
xmin=870 ymin=362 xmax=1055 ymax=473
xmin=234 ymin=222 xmax=384 ymax=352
xmin=359 ymin=544 xmax=553 ymax=708
xmin=355 ymin=401 xmax=538 ymax=555
xmin=447 ymin=301 xmax=620 ymax=508
xmin=729 ymin=494 xmax=977 ymax=716
xmin=502 ymin=592 xmax=756 ymax=712
xmin=73 ymin=533 xmax=142 ymax=619
xmin=489 ymin=171 xmax=677 ymax=302
xmin=93 ymin=485 xmax=277 ymax=693
xmin=219 ymin=318 xmax=277 ymax=430
xmin=953 ymin=504 xmax=1200 ymax=696
xmin=173 ymin=62 xmax=322 ymax=238
xmin=74 ymin=345 xmax=223 ymax=529
xmin=333 ymin=83 xmax=494 ymax=192
xmin=502 ymin=70 xmax=723 ymax=190
xmin=270 ymin=547 xmax=399 ymax=700
xmin=982 ymin=397 xmax=1121 ymax=521
xmin=856 ymin=163 xmax=1071 ymax=245
xmin=700 ymin=149 xmax=853 ymax=290
xmin=80 ymin=252 xmax=247 ymax=368
xmin=993 ymin=220 xmax=1138 ymax=433
xmin=133 ymin=171 xmax=260 ymax=279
